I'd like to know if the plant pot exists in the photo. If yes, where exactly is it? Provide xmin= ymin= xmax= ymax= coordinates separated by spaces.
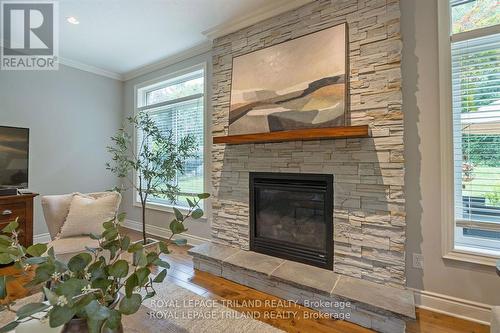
xmin=61 ymin=318 xmax=123 ymax=333
xmin=132 ymin=237 xmax=160 ymax=265
xmin=62 ymin=294 xmax=123 ymax=333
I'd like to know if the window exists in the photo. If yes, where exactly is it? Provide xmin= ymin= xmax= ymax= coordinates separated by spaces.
xmin=441 ymin=0 xmax=500 ymax=261
xmin=136 ymin=65 xmax=205 ymax=209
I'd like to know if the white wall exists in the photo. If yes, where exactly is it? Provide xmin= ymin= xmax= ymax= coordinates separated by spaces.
xmin=402 ymin=0 xmax=500 ymax=309
xmin=121 ymin=52 xmax=212 ymax=243
xmin=0 ymin=65 xmax=123 ymax=236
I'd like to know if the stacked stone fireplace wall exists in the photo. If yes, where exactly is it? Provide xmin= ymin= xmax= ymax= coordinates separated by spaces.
xmin=211 ymin=0 xmax=405 ymax=287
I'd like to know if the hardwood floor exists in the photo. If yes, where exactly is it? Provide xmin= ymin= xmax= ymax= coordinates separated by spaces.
xmin=0 ymin=229 xmax=490 ymax=333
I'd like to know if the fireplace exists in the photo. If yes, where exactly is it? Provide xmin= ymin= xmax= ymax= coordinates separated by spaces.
xmin=249 ymin=172 xmax=333 ymax=270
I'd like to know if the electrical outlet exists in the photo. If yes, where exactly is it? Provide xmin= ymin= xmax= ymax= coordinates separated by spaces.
xmin=413 ymin=253 xmax=424 ymax=269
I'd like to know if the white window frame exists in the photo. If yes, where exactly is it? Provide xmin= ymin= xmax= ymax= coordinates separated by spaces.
xmin=132 ymin=62 xmax=210 ymax=215
xmin=439 ymin=1 xmax=500 ymax=265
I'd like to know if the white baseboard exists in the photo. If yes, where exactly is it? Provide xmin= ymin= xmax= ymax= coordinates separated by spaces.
xmin=33 ymin=233 xmax=51 ymax=244
xmin=411 ymin=288 xmax=491 ymax=325
xmin=122 ymin=219 xmax=210 ymax=246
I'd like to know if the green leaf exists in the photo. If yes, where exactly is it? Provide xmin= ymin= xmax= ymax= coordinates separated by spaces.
xmin=146 ymin=252 xmax=158 ymax=264
xmin=0 ymin=235 xmax=12 ymax=246
xmin=153 ymin=258 xmax=170 ymax=269
xmin=1 ymin=220 xmax=18 ymax=234
xmin=89 ymin=266 xmax=107 ymax=280
xmin=173 ymin=207 xmax=184 ymax=221
xmin=103 ymin=220 xmax=114 ymax=229
xmin=197 ymin=193 xmax=210 ymax=199
xmin=125 ymin=273 xmax=138 ymax=298
xmin=117 ymin=212 xmax=127 ymax=223
xmin=74 ymin=293 xmax=95 ymax=310
xmin=26 ymin=243 xmax=47 ymax=257
xmin=43 ymin=286 xmax=58 ymax=305
xmin=0 ymin=321 xmax=19 ymax=333
xmin=105 ymin=309 xmax=122 ymax=329
xmin=127 ymin=242 xmax=143 ymax=253
xmin=0 ymin=253 xmax=12 ymax=265
xmin=17 ymin=302 xmax=50 ymax=319
xmin=87 ymin=259 xmax=104 ymax=275
xmin=120 ymin=236 xmax=131 ymax=251
xmin=47 ymin=246 xmax=55 ymax=259
xmin=191 ymin=208 xmax=204 ymax=219
xmin=103 ymin=227 xmax=118 ymax=241
xmin=169 ymin=220 xmax=186 ymax=235
xmin=109 ymin=260 xmax=129 ymax=278
xmin=49 ymin=306 xmax=76 ymax=328
xmin=32 ymin=262 xmax=56 ymax=283
xmin=55 ymin=278 xmax=88 ymax=299
xmin=91 ymin=278 xmax=112 ymax=292
xmin=85 ymin=299 xmax=111 ymax=320
xmin=119 ymin=294 xmax=141 ymax=315
xmin=159 ymin=241 xmax=170 ymax=254
xmin=25 ymin=256 xmax=48 ymax=265
xmin=186 ymin=198 xmax=195 ymax=208
xmin=0 ymin=276 xmax=7 ymax=300
xmin=135 ymin=267 xmax=150 ymax=286
xmin=0 ymin=245 xmax=19 ymax=256
xmin=133 ymin=250 xmax=147 ymax=267
xmin=68 ymin=253 xmax=92 ymax=272
xmin=153 ymin=269 xmax=167 ymax=283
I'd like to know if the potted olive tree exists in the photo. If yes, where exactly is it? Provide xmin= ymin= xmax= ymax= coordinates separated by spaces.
xmin=107 ymin=112 xmax=207 ymax=254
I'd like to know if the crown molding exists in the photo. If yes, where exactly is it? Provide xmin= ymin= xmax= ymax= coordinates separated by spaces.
xmin=203 ymin=0 xmax=315 ymax=40
xmin=59 ymin=57 xmax=123 ymax=81
xmin=122 ymin=41 xmax=212 ymax=81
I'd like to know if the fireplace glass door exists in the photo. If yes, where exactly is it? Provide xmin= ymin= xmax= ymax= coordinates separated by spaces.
xmin=250 ymin=172 xmax=333 ymax=270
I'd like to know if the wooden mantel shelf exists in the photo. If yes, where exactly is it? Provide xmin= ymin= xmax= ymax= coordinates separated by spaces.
xmin=213 ymin=125 xmax=370 ymax=145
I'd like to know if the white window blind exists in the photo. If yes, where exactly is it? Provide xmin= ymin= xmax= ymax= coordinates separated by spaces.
xmin=137 ymin=68 xmax=205 ymax=209
xmin=451 ymin=30 xmax=500 ymax=251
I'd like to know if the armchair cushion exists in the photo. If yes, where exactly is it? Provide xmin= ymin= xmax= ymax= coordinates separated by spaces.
xmin=58 ymin=192 xmax=121 ymax=238
xmin=41 ymin=193 xmax=76 ymax=240
xmin=48 ymin=236 xmax=101 ymax=263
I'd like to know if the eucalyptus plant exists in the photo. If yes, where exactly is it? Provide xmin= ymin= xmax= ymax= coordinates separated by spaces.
xmin=106 ymin=112 xmax=200 ymax=244
xmin=0 ymin=195 xmax=207 ymax=333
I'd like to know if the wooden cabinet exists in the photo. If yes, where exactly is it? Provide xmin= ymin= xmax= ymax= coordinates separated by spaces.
xmin=0 ymin=193 xmax=38 ymax=247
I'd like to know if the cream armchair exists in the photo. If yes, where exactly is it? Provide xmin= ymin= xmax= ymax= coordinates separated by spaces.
xmin=41 ymin=192 xmax=121 ymax=262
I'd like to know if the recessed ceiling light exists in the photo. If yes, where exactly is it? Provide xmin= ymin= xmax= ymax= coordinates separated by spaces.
xmin=66 ymin=16 xmax=80 ymax=25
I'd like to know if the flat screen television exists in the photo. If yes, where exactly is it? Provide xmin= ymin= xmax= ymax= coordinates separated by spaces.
xmin=0 ymin=126 xmax=29 ymax=189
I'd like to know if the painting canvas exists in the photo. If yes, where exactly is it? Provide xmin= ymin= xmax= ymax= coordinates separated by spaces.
xmin=229 ymin=24 xmax=347 ymax=136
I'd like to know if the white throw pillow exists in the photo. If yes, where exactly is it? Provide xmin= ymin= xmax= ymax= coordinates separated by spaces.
xmin=58 ymin=192 xmax=121 ymax=238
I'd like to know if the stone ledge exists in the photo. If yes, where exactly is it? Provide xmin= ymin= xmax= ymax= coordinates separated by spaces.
xmin=271 ymin=260 xmax=340 ymax=296
xmin=188 ymin=242 xmax=240 ymax=263
xmin=189 ymin=243 xmax=416 ymax=333
xmin=333 ymin=275 xmax=415 ymax=319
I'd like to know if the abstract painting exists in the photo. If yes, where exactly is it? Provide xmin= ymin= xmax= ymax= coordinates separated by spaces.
xmin=229 ymin=23 xmax=347 ymax=135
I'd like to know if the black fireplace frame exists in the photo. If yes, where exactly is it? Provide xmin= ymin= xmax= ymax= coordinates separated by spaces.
xmin=249 ymin=172 xmax=334 ymax=270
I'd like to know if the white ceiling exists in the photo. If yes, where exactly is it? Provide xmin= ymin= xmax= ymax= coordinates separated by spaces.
xmin=58 ymin=0 xmax=278 ymax=77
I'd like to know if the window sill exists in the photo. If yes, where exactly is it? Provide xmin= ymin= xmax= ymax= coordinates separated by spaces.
xmin=443 ymin=247 xmax=500 ymax=267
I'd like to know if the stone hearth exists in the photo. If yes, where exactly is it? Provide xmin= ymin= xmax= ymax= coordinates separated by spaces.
xmin=189 ymin=243 xmax=415 ymax=333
